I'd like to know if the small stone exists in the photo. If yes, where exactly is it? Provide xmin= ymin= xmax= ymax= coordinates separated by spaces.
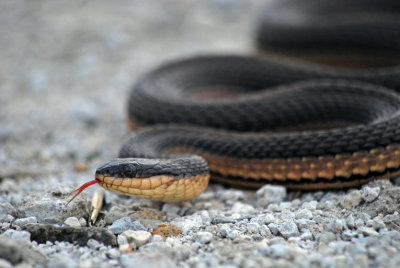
xmin=372 ymin=217 xmax=385 ymax=230
xmin=171 ymin=214 xmax=203 ymax=234
xmin=118 ymin=244 xmax=133 ymax=253
xmin=64 ymin=217 xmax=81 ymax=228
xmin=106 ymin=248 xmax=120 ymax=259
xmin=346 ymin=214 xmax=355 ymax=229
xmin=218 ymin=224 xmax=231 ymax=238
xmin=295 ymin=209 xmax=313 ymax=220
xmin=117 ymin=235 xmax=129 ymax=245
xmin=296 ymin=219 xmax=316 ymax=230
xmin=13 ymin=216 xmax=38 ymax=227
xmin=255 ymin=185 xmax=286 ymax=206
xmin=231 ymin=202 xmax=255 ymax=214
xmin=268 ymin=223 xmax=279 ymax=235
xmin=247 ymin=223 xmax=260 ymax=234
xmin=259 ymin=244 xmax=305 ymax=259
xmin=228 ymin=230 xmax=239 ymax=240
xmin=301 ymin=201 xmax=318 ymax=211
xmin=277 ymin=221 xmax=299 ymax=238
xmin=0 ymin=259 xmax=12 ymax=268
xmin=0 ymin=229 xmax=31 ymax=243
xmin=79 ymin=218 xmax=87 ymax=227
xmin=260 ymin=225 xmax=271 ymax=237
xmin=358 ymin=227 xmax=379 ymax=236
xmin=260 ymin=214 xmax=275 ymax=224
xmin=361 ymin=186 xmax=380 ymax=202
xmin=300 ymin=229 xmax=313 ymax=241
xmin=0 ymin=202 xmax=16 ymax=222
xmin=162 ymin=203 xmax=180 ymax=215
xmin=0 ymin=237 xmax=46 ymax=266
xmin=87 ymin=238 xmax=102 ymax=249
xmin=196 ymin=231 xmax=213 ymax=244
xmin=341 ymin=190 xmax=362 ymax=209
xmin=325 ymin=219 xmax=343 ymax=233
xmin=318 ymin=232 xmax=336 ymax=244
xmin=120 ymin=252 xmax=175 ymax=268
xmin=355 ymin=218 xmax=365 ymax=228
xmin=342 ymin=230 xmax=358 ymax=241
xmin=121 ymin=230 xmax=152 ymax=247
xmin=107 ymin=217 xmax=146 ymax=235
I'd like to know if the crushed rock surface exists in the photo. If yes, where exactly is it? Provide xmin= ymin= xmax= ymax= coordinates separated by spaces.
xmin=1 ymin=0 xmax=400 ymax=267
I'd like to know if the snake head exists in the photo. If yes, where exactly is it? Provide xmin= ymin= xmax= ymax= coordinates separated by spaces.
xmin=95 ymin=158 xmax=140 ymax=178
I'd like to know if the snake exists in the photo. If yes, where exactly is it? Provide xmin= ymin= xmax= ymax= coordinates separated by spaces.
xmin=67 ymin=0 xmax=400 ymax=203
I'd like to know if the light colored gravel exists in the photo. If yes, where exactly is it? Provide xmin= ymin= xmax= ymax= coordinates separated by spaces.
xmin=1 ymin=0 xmax=400 ymax=267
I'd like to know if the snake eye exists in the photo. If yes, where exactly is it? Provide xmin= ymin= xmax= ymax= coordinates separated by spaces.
xmin=123 ymin=164 xmax=136 ymax=177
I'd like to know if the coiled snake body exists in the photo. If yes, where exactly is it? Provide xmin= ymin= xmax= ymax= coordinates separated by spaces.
xmin=69 ymin=0 xmax=400 ymax=202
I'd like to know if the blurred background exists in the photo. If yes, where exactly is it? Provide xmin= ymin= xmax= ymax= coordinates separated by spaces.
xmin=0 ymin=0 xmax=268 ymax=190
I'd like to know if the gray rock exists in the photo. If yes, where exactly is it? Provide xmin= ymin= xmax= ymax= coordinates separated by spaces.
xmin=318 ymin=232 xmax=337 ymax=244
xmin=247 ymin=223 xmax=260 ymax=234
xmin=22 ymin=223 xmax=117 ymax=246
xmin=372 ymin=216 xmax=386 ymax=230
xmin=230 ymin=202 xmax=255 ymax=214
xmin=260 ymin=214 xmax=275 ymax=224
xmin=267 ymin=223 xmax=279 ymax=236
xmin=325 ymin=219 xmax=343 ymax=233
xmin=228 ymin=230 xmax=239 ymax=240
xmin=255 ymin=185 xmax=286 ymax=206
xmin=87 ymin=238 xmax=102 ymax=249
xmin=346 ymin=214 xmax=355 ymax=229
xmin=106 ymin=248 xmax=120 ymax=259
xmin=117 ymin=234 xmax=129 ymax=245
xmin=301 ymin=201 xmax=318 ymax=211
xmin=0 ymin=202 xmax=16 ymax=222
xmin=161 ymin=203 xmax=180 ymax=215
xmin=0 ymin=237 xmax=46 ymax=266
xmin=342 ymin=230 xmax=358 ymax=241
xmin=295 ymin=209 xmax=313 ymax=220
xmin=300 ymin=229 xmax=313 ymax=241
xmin=259 ymin=244 xmax=305 ymax=259
xmin=47 ymin=253 xmax=77 ymax=268
xmin=107 ymin=217 xmax=146 ymax=235
xmin=358 ymin=227 xmax=379 ymax=236
xmin=0 ymin=259 xmax=12 ymax=268
xmin=18 ymin=189 xmax=89 ymax=224
xmin=196 ymin=231 xmax=213 ymax=244
xmin=277 ymin=221 xmax=299 ymax=238
xmin=340 ymin=190 xmax=362 ymax=209
xmin=218 ymin=224 xmax=231 ymax=238
xmin=120 ymin=252 xmax=175 ymax=268
xmin=361 ymin=186 xmax=380 ymax=202
xmin=172 ymin=214 xmax=203 ymax=234
xmin=12 ymin=216 xmax=38 ymax=227
xmin=0 ymin=229 xmax=31 ymax=243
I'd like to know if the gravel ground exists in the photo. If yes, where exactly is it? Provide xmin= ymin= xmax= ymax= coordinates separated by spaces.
xmin=1 ymin=1 xmax=400 ymax=267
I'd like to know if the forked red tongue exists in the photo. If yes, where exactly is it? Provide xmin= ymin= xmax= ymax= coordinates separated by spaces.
xmin=66 ymin=179 xmax=99 ymax=206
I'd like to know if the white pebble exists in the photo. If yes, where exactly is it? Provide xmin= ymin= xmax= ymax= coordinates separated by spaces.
xmin=196 ymin=231 xmax=213 ymax=244
xmin=121 ymin=230 xmax=152 ymax=247
xmin=64 ymin=217 xmax=81 ymax=228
